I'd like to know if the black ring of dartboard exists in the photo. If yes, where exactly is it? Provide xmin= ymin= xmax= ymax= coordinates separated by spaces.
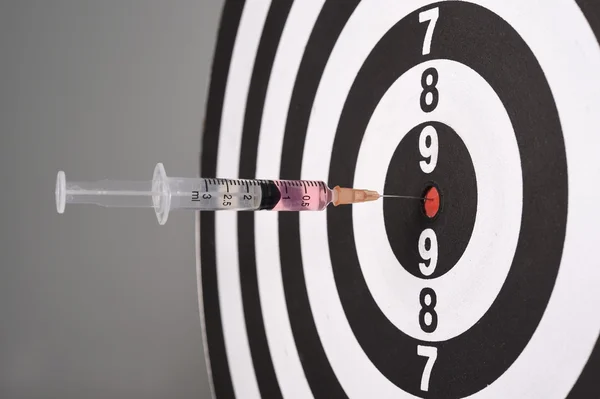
xmin=328 ymin=2 xmax=569 ymax=398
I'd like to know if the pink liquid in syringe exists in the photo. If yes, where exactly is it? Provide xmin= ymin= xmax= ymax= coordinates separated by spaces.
xmin=270 ymin=180 xmax=333 ymax=211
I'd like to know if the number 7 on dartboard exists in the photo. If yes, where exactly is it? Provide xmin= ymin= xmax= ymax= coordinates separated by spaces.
xmin=419 ymin=7 xmax=439 ymax=55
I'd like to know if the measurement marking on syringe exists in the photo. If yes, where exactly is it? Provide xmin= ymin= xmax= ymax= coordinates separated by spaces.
xmin=303 ymin=181 xmax=308 ymax=194
xmin=245 ymin=181 xmax=249 ymax=193
xmin=226 ymin=180 xmax=229 ymax=193
xmin=205 ymin=180 xmax=208 ymax=192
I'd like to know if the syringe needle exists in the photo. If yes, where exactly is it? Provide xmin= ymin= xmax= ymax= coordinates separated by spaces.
xmin=332 ymin=186 xmax=433 ymax=206
xmin=380 ymin=194 xmax=431 ymax=201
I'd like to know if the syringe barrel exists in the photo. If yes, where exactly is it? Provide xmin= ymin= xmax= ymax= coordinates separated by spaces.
xmin=168 ymin=178 xmax=332 ymax=212
xmin=269 ymin=180 xmax=332 ymax=211
xmin=166 ymin=177 xmax=263 ymax=211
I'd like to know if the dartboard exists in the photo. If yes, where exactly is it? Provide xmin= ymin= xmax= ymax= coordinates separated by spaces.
xmin=197 ymin=1 xmax=600 ymax=398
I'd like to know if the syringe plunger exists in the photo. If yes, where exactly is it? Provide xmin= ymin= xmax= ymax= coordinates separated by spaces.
xmin=56 ymin=163 xmax=171 ymax=223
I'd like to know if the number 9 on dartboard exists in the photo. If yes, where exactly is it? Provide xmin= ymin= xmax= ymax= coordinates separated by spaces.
xmin=198 ymin=1 xmax=600 ymax=398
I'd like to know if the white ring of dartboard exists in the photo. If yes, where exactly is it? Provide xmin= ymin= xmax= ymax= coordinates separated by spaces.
xmin=197 ymin=1 xmax=600 ymax=398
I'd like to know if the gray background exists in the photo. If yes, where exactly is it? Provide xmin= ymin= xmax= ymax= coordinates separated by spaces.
xmin=0 ymin=1 xmax=223 ymax=397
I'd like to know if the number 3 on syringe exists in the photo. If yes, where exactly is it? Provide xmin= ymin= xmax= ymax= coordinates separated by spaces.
xmin=417 ymin=6 xmax=439 ymax=394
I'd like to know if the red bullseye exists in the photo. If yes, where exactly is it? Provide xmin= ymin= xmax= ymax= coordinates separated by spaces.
xmin=423 ymin=186 xmax=440 ymax=218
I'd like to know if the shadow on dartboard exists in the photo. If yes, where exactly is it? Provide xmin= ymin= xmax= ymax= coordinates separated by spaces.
xmin=198 ymin=1 xmax=600 ymax=398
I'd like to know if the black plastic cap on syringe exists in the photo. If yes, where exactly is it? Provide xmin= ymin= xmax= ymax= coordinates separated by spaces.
xmin=258 ymin=181 xmax=282 ymax=210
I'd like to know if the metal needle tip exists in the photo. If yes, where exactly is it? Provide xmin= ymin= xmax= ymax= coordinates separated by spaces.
xmin=380 ymin=194 xmax=431 ymax=201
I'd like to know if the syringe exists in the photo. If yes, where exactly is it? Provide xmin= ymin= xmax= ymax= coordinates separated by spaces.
xmin=55 ymin=163 xmax=423 ymax=224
